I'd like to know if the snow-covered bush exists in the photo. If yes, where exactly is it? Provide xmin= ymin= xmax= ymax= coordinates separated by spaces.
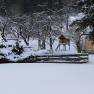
xmin=8 ymin=45 xmax=13 ymax=47
xmin=0 ymin=44 xmax=6 ymax=48
xmin=12 ymin=42 xmax=24 ymax=55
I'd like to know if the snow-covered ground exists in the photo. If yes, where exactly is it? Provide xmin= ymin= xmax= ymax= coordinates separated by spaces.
xmin=89 ymin=54 xmax=94 ymax=64
xmin=0 ymin=38 xmax=77 ymax=61
xmin=0 ymin=63 xmax=94 ymax=94
xmin=0 ymin=38 xmax=94 ymax=63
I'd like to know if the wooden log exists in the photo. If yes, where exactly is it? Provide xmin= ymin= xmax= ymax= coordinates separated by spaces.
xmin=35 ymin=61 xmax=88 ymax=63
xmin=36 ymin=57 xmax=88 ymax=61
xmin=35 ymin=53 xmax=88 ymax=57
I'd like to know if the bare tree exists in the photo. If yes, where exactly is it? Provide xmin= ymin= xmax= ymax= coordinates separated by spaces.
xmin=30 ymin=11 xmax=62 ymax=50
xmin=0 ymin=16 xmax=11 ymax=42
xmin=10 ymin=15 xmax=32 ymax=45
xmin=69 ymin=24 xmax=84 ymax=52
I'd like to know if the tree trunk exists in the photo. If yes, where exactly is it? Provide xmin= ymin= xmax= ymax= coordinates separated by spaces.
xmin=76 ymin=41 xmax=81 ymax=53
xmin=41 ymin=40 xmax=46 ymax=49
xmin=38 ymin=39 xmax=41 ymax=50
xmin=66 ymin=14 xmax=69 ymax=31
xmin=50 ymin=38 xmax=53 ymax=50
xmin=2 ymin=24 xmax=7 ymax=42
xmin=19 ymin=32 xmax=29 ymax=46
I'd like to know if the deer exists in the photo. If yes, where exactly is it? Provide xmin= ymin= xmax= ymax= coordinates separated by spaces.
xmin=55 ymin=35 xmax=70 ymax=51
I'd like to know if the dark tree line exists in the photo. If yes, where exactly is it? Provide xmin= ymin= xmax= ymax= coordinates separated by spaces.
xmin=0 ymin=0 xmax=78 ymax=15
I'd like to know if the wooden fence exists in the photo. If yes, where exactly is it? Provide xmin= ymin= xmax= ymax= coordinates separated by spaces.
xmin=33 ymin=53 xmax=89 ymax=63
xmin=0 ymin=53 xmax=89 ymax=63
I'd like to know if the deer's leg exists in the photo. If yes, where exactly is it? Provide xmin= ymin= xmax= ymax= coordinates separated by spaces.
xmin=69 ymin=42 xmax=70 ymax=50
xmin=59 ymin=44 xmax=61 ymax=50
xmin=55 ymin=43 xmax=60 ymax=51
xmin=65 ymin=45 xmax=66 ymax=51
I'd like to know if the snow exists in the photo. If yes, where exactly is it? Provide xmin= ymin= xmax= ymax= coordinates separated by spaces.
xmin=34 ymin=49 xmax=50 ymax=56
xmin=89 ymin=54 xmax=94 ymax=64
xmin=0 ymin=38 xmax=77 ymax=62
xmin=0 ymin=34 xmax=93 ymax=63
xmin=69 ymin=13 xmax=85 ymax=25
xmin=0 ymin=63 xmax=94 ymax=94
xmin=0 ymin=37 xmax=94 ymax=63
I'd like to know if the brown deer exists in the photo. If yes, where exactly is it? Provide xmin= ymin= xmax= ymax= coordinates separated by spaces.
xmin=55 ymin=35 xmax=70 ymax=51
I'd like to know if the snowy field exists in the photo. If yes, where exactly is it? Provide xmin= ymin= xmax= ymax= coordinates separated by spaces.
xmin=0 ymin=63 xmax=94 ymax=94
